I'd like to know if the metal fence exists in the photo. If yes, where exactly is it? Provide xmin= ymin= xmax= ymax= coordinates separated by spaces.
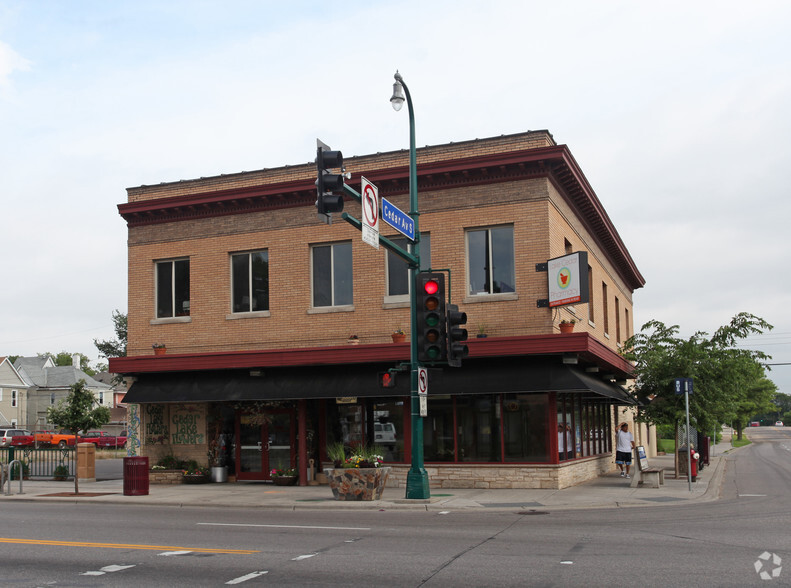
xmin=0 ymin=446 xmax=75 ymax=479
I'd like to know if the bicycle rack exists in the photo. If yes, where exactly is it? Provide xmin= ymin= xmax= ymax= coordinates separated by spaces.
xmin=2 ymin=460 xmax=25 ymax=496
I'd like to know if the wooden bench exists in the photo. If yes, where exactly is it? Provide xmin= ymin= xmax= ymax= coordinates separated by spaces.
xmin=630 ymin=446 xmax=666 ymax=488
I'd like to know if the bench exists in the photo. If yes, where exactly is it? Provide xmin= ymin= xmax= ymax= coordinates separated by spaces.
xmin=629 ymin=446 xmax=666 ymax=488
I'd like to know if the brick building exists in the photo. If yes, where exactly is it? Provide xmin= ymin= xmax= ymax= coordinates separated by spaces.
xmin=111 ymin=130 xmax=644 ymax=490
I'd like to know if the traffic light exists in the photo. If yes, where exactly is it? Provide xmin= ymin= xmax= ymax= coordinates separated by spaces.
xmin=379 ymin=372 xmax=397 ymax=389
xmin=415 ymin=272 xmax=446 ymax=363
xmin=446 ymin=303 xmax=468 ymax=368
xmin=315 ymin=141 xmax=345 ymax=216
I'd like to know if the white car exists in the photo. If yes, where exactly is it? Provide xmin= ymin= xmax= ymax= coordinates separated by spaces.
xmin=374 ymin=423 xmax=397 ymax=444
xmin=775 ymin=421 xmax=784 ymax=427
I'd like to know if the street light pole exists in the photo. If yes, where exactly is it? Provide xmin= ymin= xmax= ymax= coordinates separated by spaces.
xmin=391 ymin=71 xmax=429 ymax=499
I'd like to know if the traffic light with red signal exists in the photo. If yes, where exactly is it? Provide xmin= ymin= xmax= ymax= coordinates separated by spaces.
xmin=415 ymin=272 xmax=446 ymax=363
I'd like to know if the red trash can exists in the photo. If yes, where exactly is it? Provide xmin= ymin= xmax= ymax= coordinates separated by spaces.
xmin=123 ymin=456 xmax=149 ymax=496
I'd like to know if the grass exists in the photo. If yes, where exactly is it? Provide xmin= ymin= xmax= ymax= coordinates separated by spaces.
xmin=657 ymin=438 xmax=676 ymax=453
xmin=732 ymin=436 xmax=751 ymax=448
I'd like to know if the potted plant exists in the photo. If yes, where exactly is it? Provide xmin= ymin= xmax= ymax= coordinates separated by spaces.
xmin=559 ymin=319 xmax=577 ymax=334
xmin=391 ymin=327 xmax=406 ymax=343
xmin=152 ymin=342 xmax=167 ymax=356
xmin=53 ymin=464 xmax=70 ymax=481
xmin=477 ymin=323 xmax=488 ymax=338
xmin=182 ymin=461 xmax=210 ymax=484
xmin=347 ymin=334 xmax=360 ymax=345
xmin=208 ymin=440 xmax=228 ymax=483
xmin=326 ymin=444 xmax=391 ymax=501
xmin=269 ymin=466 xmax=298 ymax=486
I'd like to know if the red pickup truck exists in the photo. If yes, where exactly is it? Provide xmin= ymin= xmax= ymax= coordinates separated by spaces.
xmin=0 ymin=429 xmax=35 ymax=447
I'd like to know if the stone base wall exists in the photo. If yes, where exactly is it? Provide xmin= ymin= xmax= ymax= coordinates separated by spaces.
xmin=149 ymin=470 xmax=183 ymax=484
xmin=385 ymin=455 xmax=615 ymax=490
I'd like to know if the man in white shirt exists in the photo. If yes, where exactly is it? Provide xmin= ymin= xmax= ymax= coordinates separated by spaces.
xmin=615 ymin=422 xmax=635 ymax=478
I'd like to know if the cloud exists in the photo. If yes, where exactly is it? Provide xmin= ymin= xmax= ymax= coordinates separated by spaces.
xmin=0 ymin=40 xmax=30 ymax=94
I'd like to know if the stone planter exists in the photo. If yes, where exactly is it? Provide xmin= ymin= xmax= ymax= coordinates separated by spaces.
xmin=327 ymin=467 xmax=391 ymax=501
xmin=271 ymin=475 xmax=298 ymax=486
xmin=182 ymin=474 xmax=210 ymax=484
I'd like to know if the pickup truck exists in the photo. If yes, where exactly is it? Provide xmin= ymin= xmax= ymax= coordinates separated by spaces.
xmin=48 ymin=430 xmax=77 ymax=448
xmin=96 ymin=431 xmax=127 ymax=449
xmin=82 ymin=431 xmax=114 ymax=447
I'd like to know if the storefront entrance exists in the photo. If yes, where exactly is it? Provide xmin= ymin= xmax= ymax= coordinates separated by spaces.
xmin=235 ymin=409 xmax=295 ymax=481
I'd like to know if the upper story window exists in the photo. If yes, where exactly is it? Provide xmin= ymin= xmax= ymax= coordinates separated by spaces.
xmin=312 ymin=241 xmax=352 ymax=308
xmin=467 ymin=226 xmax=515 ymax=295
xmin=156 ymin=259 xmax=190 ymax=318
xmin=98 ymin=392 xmax=104 ymax=406
xmin=386 ymin=234 xmax=431 ymax=299
xmin=232 ymin=250 xmax=269 ymax=313
xmin=11 ymin=390 xmax=17 ymax=408
xmin=602 ymin=282 xmax=609 ymax=336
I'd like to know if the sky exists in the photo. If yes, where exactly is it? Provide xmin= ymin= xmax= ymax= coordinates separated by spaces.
xmin=1 ymin=1 xmax=789 ymax=395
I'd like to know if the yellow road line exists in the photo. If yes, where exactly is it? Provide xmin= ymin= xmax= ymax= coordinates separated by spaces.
xmin=0 ymin=538 xmax=258 ymax=554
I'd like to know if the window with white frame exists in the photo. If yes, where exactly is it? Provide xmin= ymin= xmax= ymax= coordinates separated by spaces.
xmin=50 ymin=393 xmax=55 ymax=405
xmin=466 ymin=226 xmax=515 ymax=295
xmin=312 ymin=242 xmax=353 ymax=307
xmin=156 ymin=259 xmax=190 ymax=318
xmin=231 ymin=250 xmax=269 ymax=313
xmin=98 ymin=392 xmax=104 ymax=405
xmin=0 ymin=388 xmax=3 ymax=401
xmin=386 ymin=234 xmax=431 ymax=298
xmin=11 ymin=390 xmax=17 ymax=407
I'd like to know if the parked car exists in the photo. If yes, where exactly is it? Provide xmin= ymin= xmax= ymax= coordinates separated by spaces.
xmin=776 ymin=421 xmax=784 ymax=427
xmin=96 ymin=431 xmax=127 ymax=449
xmin=749 ymin=421 xmax=760 ymax=427
xmin=0 ymin=429 xmax=35 ymax=447
xmin=374 ymin=422 xmax=397 ymax=445
xmin=81 ymin=431 xmax=113 ymax=446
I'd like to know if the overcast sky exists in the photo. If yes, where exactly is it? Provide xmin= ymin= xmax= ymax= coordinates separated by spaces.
xmin=1 ymin=1 xmax=788 ymax=395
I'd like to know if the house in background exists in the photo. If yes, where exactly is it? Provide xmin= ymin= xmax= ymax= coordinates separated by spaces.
xmin=112 ymin=130 xmax=645 ymax=490
xmin=92 ymin=371 xmax=129 ymax=435
xmin=13 ymin=355 xmax=112 ymax=431
xmin=0 ymin=356 xmax=32 ymax=428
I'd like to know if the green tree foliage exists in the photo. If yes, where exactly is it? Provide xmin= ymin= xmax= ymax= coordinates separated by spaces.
xmin=623 ymin=312 xmax=776 ymax=439
xmin=93 ymin=310 xmax=127 ymax=359
xmin=47 ymin=379 xmax=111 ymax=494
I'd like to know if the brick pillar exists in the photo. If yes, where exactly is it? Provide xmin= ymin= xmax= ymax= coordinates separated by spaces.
xmin=77 ymin=443 xmax=96 ymax=482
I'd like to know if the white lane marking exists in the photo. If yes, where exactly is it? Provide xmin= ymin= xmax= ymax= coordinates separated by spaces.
xmin=739 ymin=494 xmax=767 ymax=497
xmin=80 ymin=564 xmax=136 ymax=576
xmin=198 ymin=522 xmax=370 ymax=531
xmin=438 ymin=511 xmax=450 ymax=515
xmin=560 ymin=561 xmax=574 ymax=565
xmin=292 ymin=553 xmax=318 ymax=561
xmin=159 ymin=550 xmax=194 ymax=556
xmin=226 ymin=571 xmax=269 ymax=584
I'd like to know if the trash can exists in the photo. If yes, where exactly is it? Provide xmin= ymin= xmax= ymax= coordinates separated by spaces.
xmin=123 ymin=456 xmax=149 ymax=496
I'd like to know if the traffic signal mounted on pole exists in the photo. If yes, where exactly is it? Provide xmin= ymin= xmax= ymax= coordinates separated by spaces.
xmin=446 ymin=303 xmax=468 ymax=368
xmin=415 ymin=272 xmax=446 ymax=363
xmin=315 ymin=140 xmax=345 ymax=217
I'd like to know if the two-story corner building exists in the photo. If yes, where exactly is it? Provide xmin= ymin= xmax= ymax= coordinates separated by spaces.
xmin=0 ymin=357 xmax=30 ymax=428
xmin=110 ymin=130 xmax=645 ymax=490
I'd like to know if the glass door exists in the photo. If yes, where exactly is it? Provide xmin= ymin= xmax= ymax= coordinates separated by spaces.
xmin=235 ymin=410 xmax=295 ymax=481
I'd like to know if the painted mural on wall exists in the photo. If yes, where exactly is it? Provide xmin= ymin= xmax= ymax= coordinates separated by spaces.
xmin=170 ymin=404 xmax=205 ymax=445
xmin=127 ymin=404 xmax=141 ymax=456
xmin=145 ymin=404 xmax=169 ymax=444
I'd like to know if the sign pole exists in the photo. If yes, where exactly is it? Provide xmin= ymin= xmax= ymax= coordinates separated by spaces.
xmin=685 ymin=385 xmax=692 ymax=492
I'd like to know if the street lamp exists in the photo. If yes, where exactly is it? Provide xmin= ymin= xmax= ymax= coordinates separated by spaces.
xmin=391 ymin=70 xmax=429 ymax=500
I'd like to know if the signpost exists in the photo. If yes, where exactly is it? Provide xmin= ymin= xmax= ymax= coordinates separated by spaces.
xmin=675 ymin=377 xmax=694 ymax=492
xmin=361 ymin=177 xmax=379 ymax=249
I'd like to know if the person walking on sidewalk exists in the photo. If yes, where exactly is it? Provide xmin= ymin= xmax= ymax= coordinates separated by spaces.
xmin=615 ymin=422 xmax=635 ymax=478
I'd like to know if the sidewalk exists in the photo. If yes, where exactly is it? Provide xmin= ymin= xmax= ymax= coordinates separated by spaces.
xmin=1 ymin=443 xmax=734 ymax=512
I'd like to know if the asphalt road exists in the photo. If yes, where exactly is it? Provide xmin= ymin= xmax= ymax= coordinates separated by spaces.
xmin=2 ymin=427 xmax=789 ymax=587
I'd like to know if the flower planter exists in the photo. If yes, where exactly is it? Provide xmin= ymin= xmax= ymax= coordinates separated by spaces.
xmin=391 ymin=333 xmax=406 ymax=343
xmin=154 ymin=347 xmax=167 ymax=356
xmin=559 ymin=323 xmax=575 ymax=334
xmin=211 ymin=466 xmax=228 ymax=483
xmin=182 ymin=474 xmax=210 ymax=484
xmin=271 ymin=475 xmax=298 ymax=486
xmin=327 ymin=467 xmax=391 ymax=501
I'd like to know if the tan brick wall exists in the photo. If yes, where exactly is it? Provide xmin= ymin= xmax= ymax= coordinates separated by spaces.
xmin=382 ymin=455 xmax=613 ymax=491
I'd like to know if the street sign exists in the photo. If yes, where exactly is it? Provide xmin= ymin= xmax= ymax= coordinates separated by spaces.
xmin=360 ymin=176 xmax=379 ymax=249
xmin=382 ymin=197 xmax=414 ymax=241
xmin=418 ymin=367 xmax=428 ymax=396
xmin=674 ymin=377 xmax=694 ymax=395
xmin=419 ymin=395 xmax=427 ymax=417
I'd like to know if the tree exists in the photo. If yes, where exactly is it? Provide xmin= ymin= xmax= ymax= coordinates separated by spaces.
xmin=47 ymin=379 xmax=111 ymax=494
xmin=623 ymin=312 xmax=776 ymax=440
xmin=94 ymin=310 xmax=127 ymax=359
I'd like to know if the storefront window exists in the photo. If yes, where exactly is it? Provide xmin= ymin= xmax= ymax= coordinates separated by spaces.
xmin=325 ymin=402 xmax=364 ymax=449
xmin=372 ymin=399 xmax=405 ymax=462
xmin=456 ymin=395 xmax=501 ymax=462
xmin=503 ymin=393 xmax=549 ymax=462
xmin=424 ymin=396 xmax=455 ymax=461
